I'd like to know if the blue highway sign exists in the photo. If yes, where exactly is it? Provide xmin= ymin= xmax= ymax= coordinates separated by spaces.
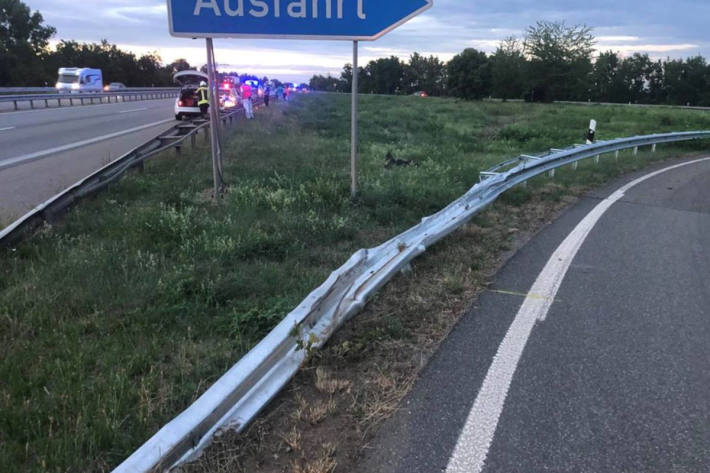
xmin=168 ymin=0 xmax=433 ymax=40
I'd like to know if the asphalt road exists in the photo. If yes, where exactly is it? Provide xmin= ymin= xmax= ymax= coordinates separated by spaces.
xmin=359 ymin=157 xmax=710 ymax=473
xmin=0 ymin=98 xmax=176 ymax=224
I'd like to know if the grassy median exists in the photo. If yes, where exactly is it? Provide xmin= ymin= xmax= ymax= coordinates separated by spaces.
xmin=1 ymin=94 xmax=709 ymax=473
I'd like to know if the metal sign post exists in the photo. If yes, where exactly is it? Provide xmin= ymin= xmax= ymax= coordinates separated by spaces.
xmin=205 ymin=38 xmax=223 ymax=197
xmin=351 ymin=40 xmax=359 ymax=199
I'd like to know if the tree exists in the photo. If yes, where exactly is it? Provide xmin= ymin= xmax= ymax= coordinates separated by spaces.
xmin=491 ymin=37 xmax=527 ymax=100
xmin=0 ymin=0 xmax=56 ymax=85
xmin=169 ymin=58 xmax=192 ymax=73
xmin=590 ymin=51 xmax=626 ymax=102
xmin=360 ymin=56 xmax=406 ymax=94
xmin=524 ymin=21 xmax=595 ymax=101
xmin=446 ymin=48 xmax=491 ymax=100
xmin=404 ymin=52 xmax=446 ymax=96
xmin=309 ymin=74 xmax=340 ymax=92
xmin=663 ymin=56 xmax=709 ymax=106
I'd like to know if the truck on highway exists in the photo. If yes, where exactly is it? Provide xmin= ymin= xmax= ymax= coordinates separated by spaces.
xmin=55 ymin=68 xmax=103 ymax=94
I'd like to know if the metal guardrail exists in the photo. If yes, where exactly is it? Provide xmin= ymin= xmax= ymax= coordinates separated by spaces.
xmin=0 ymin=99 xmax=262 ymax=248
xmin=0 ymin=88 xmax=179 ymax=110
xmin=107 ymin=130 xmax=710 ymax=473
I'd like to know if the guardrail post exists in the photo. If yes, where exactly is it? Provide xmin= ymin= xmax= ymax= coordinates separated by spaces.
xmin=615 ymin=150 xmax=619 ymax=161
xmin=191 ymin=133 xmax=197 ymax=148
xmin=595 ymin=154 xmax=600 ymax=165
xmin=652 ymin=144 xmax=657 ymax=153
xmin=633 ymin=146 xmax=639 ymax=156
xmin=548 ymin=169 xmax=556 ymax=178
xmin=57 ymin=98 xmax=61 ymax=107
xmin=572 ymin=161 xmax=578 ymax=171
xmin=13 ymin=100 xmax=18 ymax=110
xmin=29 ymin=99 xmax=34 ymax=109
xmin=44 ymin=99 xmax=49 ymax=108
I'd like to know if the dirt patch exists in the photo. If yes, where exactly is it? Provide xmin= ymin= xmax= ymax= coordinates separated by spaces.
xmin=181 ymin=180 xmax=581 ymax=473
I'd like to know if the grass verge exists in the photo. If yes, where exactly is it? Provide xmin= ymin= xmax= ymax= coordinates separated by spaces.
xmin=1 ymin=94 xmax=709 ymax=472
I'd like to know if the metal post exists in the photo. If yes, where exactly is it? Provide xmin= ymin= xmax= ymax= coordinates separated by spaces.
xmin=351 ymin=40 xmax=359 ymax=199
xmin=206 ymin=38 xmax=224 ymax=197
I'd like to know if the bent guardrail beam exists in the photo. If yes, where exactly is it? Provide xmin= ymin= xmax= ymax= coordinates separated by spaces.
xmin=108 ymin=131 xmax=710 ymax=473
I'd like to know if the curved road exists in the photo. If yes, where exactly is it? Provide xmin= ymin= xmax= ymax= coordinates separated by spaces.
xmin=360 ymin=156 xmax=710 ymax=473
xmin=0 ymin=99 xmax=176 ymax=224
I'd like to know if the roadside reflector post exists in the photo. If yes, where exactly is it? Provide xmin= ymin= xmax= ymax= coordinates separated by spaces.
xmin=652 ymin=144 xmax=657 ymax=153
xmin=595 ymin=155 xmax=600 ymax=165
xmin=206 ymin=37 xmax=224 ymax=198
xmin=615 ymin=150 xmax=619 ymax=161
xmin=351 ymin=40 xmax=359 ymax=199
xmin=572 ymin=161 xmax=579 ymax=171
xmin=633 ymin=146 xmax=639 ymax=156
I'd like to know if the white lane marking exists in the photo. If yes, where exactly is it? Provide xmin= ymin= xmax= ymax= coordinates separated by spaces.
xmin=119 ymin=107 xmax=149 ymax=114
xmin=0 ymin=126 xmax=15 ymax=132
xmin=445 ymin=156 xmax=710 ymax=473
xmin=0 ymin=118 xmax=174 ymax=171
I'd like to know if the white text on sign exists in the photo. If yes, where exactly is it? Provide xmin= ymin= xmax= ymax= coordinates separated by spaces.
xmin=193 ymin=0 xmax=367 ymax=20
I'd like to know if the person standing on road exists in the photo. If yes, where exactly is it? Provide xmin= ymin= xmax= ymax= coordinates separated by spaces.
xmin=241 ymin=82 xmax=254 ymax=119
xmin=197 ymin=81 xmax=209 ymax=116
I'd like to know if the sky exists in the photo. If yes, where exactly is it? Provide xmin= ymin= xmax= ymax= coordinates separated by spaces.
xmin=26 ymin=0 xmax=710 ymax=83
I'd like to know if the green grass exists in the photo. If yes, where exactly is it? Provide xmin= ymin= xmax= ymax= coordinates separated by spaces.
xmin=1 ymin=94 xmax=709 ymax=472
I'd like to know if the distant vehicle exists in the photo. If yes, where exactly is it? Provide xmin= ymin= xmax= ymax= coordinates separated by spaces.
xmin=174 ymin=70 xmax=209 ymax=120
xmin=412 ymin=91 xmax=428 ymax=97
xmin=103 ymin=82 xmax=126 ymax=91
xmin=56 ymin=68 xmax=103 ymax=94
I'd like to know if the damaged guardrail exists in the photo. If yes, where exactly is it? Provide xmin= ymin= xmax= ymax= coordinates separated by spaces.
xmin=0 ymin=99 xmax=263 ymax=248
xmin=109 ymin=130 xmax=710 ymax=473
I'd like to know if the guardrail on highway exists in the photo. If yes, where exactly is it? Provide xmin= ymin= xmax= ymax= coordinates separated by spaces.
xmin=0 ymin=88 xmax=179 ymax=110
xmin=103 ymin=130 xmax=709 ymax=473
xmin=0 ymin=99 xmax=262 ymax=249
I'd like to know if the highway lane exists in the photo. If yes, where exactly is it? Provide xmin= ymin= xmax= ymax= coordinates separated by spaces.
xmin=0 ymin=98 xmax=177 ymax=224
xmin=0 ymin=98 xmax=175 ymax=161
xmin=358 ymin=157 xmax=710 ymax=473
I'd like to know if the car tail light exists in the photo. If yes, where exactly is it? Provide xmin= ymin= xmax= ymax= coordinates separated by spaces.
xmin=178 ymin=100 xmax=184 ymax=107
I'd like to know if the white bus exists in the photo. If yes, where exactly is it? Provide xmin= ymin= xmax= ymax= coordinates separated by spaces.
xmin=56 ymin=68 xmax=103 ymax=94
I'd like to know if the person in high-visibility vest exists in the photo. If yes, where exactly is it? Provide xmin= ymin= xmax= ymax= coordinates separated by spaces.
xmin=197 ymin=81 xmax=209 ymax=116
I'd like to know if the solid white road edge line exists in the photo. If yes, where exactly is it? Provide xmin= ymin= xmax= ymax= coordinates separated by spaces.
xmin=0 ymin=126 xmax=15 ymax=132
xmin=445 ymin=156 xmax=710 ymax=473
xmin=0 ymin=118 xmax=174 ymax=171
xmin=119 ymin=107 xmax=149 ymax=114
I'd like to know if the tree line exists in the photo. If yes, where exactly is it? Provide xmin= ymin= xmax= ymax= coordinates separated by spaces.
xmin=0 ymin=0 xmax=193 ymax=87
xmin=310 ymin=21 xmax=710 ymax=107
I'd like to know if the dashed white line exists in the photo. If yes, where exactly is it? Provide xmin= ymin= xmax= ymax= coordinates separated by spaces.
xmin=0 ymin=126 xmax=15 ymax=132
xmin=0 ymin=118 xmax=174 ymax=171
xmin=119 ymin=107 xmax=149 ymax=114
xmin=445 ymin=156 xmax=710 ymax=473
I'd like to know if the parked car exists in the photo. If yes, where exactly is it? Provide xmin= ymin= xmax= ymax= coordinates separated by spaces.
xmin=173 ymin=70 xmax=209 ymax=120
xmin=103 ymin=82 xmax=126 ymax=91
xmin=412 ymin=91 xmax=428 ymax=97
xmin=56 ymin=68 xmax=103 ymax=94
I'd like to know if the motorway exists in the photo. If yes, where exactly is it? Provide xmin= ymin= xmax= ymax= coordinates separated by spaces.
xmin=359 ymin=157 xmax=710 ymax=473
xmin=0 ymin=98 xmax=176 ymax=224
